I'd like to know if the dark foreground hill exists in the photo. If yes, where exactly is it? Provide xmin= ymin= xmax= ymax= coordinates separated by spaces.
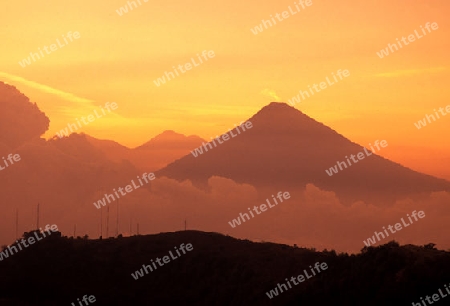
xmin=0 ymin=230 xmax=449 ymax=306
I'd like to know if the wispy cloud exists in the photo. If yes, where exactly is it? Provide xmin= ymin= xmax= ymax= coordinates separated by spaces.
xmin=0 ymin=72 xmax=157 ymax=132
xmin=373 ymin=67 xmax=446 ymax=78
xmin=0 ymin=72 xmax=94 ymax=105
xmin=261 ymin=88 xmax=281 ymax=101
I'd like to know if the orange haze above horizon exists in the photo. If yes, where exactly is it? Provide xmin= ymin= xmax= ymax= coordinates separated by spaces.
xmin=0 ymin=0 xmax=449 ymax=179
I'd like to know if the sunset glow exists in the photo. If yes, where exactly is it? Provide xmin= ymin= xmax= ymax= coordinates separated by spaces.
xmin=1 ymin=1 xmax=449 ymax=180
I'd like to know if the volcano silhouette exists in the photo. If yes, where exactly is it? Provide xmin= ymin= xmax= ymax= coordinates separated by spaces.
xmin=157 ymin=102 xmax=450 ymax=204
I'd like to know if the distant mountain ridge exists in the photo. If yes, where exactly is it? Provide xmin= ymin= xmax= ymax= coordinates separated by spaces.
xmin=1 ymin=82 xmax=449 ymax=252
xmin=135 ymin=130 xmax=204 ymax=151
xmin=85 ymin=130 xmax=204 ymax=171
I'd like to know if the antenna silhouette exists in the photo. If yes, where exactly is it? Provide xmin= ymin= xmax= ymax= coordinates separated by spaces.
xmin=73 ymin=224 xmax=76 ymax=237
xmin=100 ymin=207 xmax=103 ymax=238
xmin=106 ymin=206 xmax=110 ymax=238
xmin=100 ymin=187 xmax=104 ymax=238
xmin=116 ymin=199 xmax=119 ymax=237
xmin=129 ymin=216 xmax=132 ymax=236
xmin=36 ymin=203 xmax=40 ymax=229
xmin=184 ymin=219 xmax=187 ymax=231
xmin=15 ymin=208 xmax=19 ymax=239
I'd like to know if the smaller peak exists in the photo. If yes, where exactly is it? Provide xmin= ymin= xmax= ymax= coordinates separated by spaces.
xmin=160 ymin=130 xmax=181 ymax=136
xmin=153 ymin=130 xmax=187 ymax=140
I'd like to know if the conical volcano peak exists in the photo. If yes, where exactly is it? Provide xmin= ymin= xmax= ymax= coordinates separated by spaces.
xmin=247 ymin=102 xmax=329 ymax=134
xmin=252 ymin=102 xmax=312 ymax=120
xmin=264 ymin=101 xmax=294 ymax=109
xmin=258 ymin=102 xmax=299 ymax=114
xmin=157 ymin=102 xmax=450 ymax=203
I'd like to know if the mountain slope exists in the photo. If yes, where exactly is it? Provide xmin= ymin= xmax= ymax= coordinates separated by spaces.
xmin=85 ymin=131 xmax=204 ymax=171
xmin=157 ymin=102 xmax=450 ymax=203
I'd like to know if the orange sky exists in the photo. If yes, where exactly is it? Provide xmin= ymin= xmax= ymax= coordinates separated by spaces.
xmin=1 ymin=0 xmax=449 ymax=179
